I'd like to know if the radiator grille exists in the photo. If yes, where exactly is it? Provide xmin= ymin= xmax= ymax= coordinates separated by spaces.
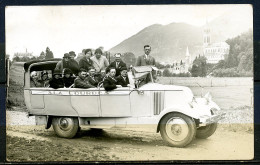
xmin=153 ymin=91 xmax=164 ymax=115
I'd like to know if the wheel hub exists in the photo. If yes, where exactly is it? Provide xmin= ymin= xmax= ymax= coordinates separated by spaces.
xmin=58 ymin=118 xmax=73 ymax=131
xmin=165 ymin=117 xmax=189 ymax=142
xmin=60 ymin=119 xmax=69 ymax=129
xmin=171 ymin=124 xmax=182 ymax=135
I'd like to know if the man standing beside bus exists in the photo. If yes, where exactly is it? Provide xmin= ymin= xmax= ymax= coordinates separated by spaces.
xmin=136 ymin=45 xmax=156 ymax=66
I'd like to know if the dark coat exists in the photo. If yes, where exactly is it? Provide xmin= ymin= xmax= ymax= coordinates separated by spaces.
xmin=79 ymin=57 xmax=93 ymax=72
xmin=74 ymin=77 xmax=95 ymax=89
xmin=136 ymin=54 xmax=156 ymax=66
xmin=108 ymin=61 xmax=127 ymax=77
xmin=86 ymin=75 xmax=100 ymax=87
xmin=49 ymin=78 xmax=64 ymax=89
xmin=103 ymin=76 xmax=118 ymax=91
xmin=116 ymin=75 xmax=130 ymax=87
xmin=55 ymin=60 xmax=71 ymax=72
xmin=69 ymin=59 xmax=79 ymax=75
xmin=63 ymin=77 xmax=75 ymax=88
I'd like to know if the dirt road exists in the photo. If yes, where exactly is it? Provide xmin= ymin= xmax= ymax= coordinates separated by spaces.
xmin=6 ymin=111 xmax=253 ymax=161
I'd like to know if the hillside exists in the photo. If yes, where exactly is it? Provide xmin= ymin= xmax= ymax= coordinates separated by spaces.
xmin=110 ymin=23 xmax=203 ymax=63
xmin=109 ymin=8 xmax=252 ymax=63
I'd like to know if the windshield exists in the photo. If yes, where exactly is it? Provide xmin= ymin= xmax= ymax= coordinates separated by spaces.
xmin=130 ymin=66 xmax=158 ymax=88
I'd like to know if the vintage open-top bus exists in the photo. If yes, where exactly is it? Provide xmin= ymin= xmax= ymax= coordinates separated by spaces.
xmin=23 ymin=59 xmax=224 ymax=147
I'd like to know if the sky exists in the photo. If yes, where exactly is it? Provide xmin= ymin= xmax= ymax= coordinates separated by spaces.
xmin=6 ymin=4 xmax=252 ymax=59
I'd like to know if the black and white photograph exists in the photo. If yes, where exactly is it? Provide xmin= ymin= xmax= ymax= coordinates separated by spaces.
xmin=5 ymin=4 xmax=253 ymax=161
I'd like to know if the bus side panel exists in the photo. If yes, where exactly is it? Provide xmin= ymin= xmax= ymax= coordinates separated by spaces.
xmin=30 ymin=94 xmax=44 ymax=109
xmin=44 ymin=95 xmax=78 ymax=116
xmin=24 ymin=90 xmax=45 ymax=115
xmin=71 ymin=96 xmax=100 ymax=117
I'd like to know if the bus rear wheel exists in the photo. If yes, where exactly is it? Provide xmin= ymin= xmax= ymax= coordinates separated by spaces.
xmin=52 ymin=117 xmax=79 ymax=138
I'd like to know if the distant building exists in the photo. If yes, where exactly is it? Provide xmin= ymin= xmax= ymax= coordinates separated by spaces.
xmin=203 ymin=21 xmax=230 ymax=64
xmin=14 ymin=48 xmax=34 ymax=59
xmin=170 ymin=47 xmax=191 ymax=74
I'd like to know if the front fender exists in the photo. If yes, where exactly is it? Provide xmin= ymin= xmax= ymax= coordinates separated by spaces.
xmin=156 ymin=104 xmax=201 ymax=124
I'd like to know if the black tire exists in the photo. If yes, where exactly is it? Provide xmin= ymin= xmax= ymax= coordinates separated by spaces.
xmin=196 ymin=123 xmax=217 ymax=139
xmin=159 ymin=113 xmax=196 ymax=147
xmin=52 ymin=117 xmax=79 ymax=138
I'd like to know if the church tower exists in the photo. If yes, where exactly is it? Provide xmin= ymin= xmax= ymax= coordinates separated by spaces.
xmin=185 ymin=46 xmax=191 ymax=73
xmin=203 ymin=20 xmax=211 ymax=47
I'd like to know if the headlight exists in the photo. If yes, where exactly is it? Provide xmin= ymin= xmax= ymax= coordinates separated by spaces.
xmin=204 ymin=92 xmax=212 ymax=104
xmin=188 ymin=97 xmax=197 ymax=108
xmin=210 ymin=108 xmax=219 ymax=115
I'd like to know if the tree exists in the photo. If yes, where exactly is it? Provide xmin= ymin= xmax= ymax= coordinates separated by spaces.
xmin=45 ymin=47 xmax=54 ymax=59
xmin=163 ymin=68 xmax=172 ymax=77
xmin=191 ymin=55 xmax=207 ymax=77
xmin=38 ymin=51 xmax=45 ymax=60
xmin=122 ymin=52 xmax=136 ymax=67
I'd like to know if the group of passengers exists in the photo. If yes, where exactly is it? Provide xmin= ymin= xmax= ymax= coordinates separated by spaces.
xmin=30 ymin=46 xmax=142 ymax=91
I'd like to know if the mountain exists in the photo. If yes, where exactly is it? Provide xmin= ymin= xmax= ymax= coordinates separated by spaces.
xmin=110 ymin=23 xmax=203 ymax=63
xmin=205 ymin=7 xmax=253 ymax=43
xmin=109 ymin=8 xmax=252 ymax=63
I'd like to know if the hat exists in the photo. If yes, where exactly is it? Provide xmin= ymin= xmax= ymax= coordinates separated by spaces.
xmin=63 ymin=68 xmax=72 ymax=75
xmin=30 ymin=71 xmax=37 ymax=78
xmin=69 ymin=51 xmax=76 ymax=57
xmin=95 ymin=48 xmax=103 ymax=54
xmin=41 ymin=71 xmax=48 ymax=77
xmin=53 ymin=69 xmax=62 ymax=75
xmin=114 ymin=53 xmax=121 ymax=58
xmin=120 ymin=67 xmax=127 ymax=72
xmin=63 ymin=53 xmax=70 ymax=58
xmin=84 ymin=49 xmax=92 ymax=55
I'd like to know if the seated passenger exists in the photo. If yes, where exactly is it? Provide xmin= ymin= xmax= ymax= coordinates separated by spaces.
xmin=100 ymin=69 xmax=107 ymax=82
xmin=30 ymin=71 xmax=42 ymax=87
xmin=103 ymin=67 xmax=122 ymax=91
xmin=49 ymin=69 xmax=64 ymax=89
xmin=74 ymin=69 xmax=95 ymax=89
xmin=39 ymin=71 xmax=50 ymax=87
xmin=116 ymin=67 xmax=130 ymax=87
xmin=63 ymin=68 xmax=75 ymax=88
xmin=86 ymin=67 xmax=99 ymax=87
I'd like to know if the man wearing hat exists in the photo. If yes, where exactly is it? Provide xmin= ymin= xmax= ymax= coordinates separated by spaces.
xmin=55 ymin=53 xmax=71 ymax=73
xmin=69 ymin=51 xmax=79 ymax=75
xmin=49 ymin=69 xmax=64 ymax=89
xmin=116 ymin=67 xmax=130 ymax=87
xmin=107 ymin=53 xmax=127 ymax=77
xmin=90 ymin=48 xmax=109 ymax=73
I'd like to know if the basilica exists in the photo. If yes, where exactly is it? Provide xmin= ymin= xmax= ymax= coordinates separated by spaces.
xmin=202 ymin=22 xmax=230 ymax=64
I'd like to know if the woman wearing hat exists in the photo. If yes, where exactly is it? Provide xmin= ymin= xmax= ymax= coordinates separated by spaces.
xmin=30 ymin=71 xmax=42 ymax=87
xmin=79 ymin=48 xmax=94 ymax=72
xmin=68 ymin=51 xmax=79 ymax=75
xmin=49 ymin=69 xmax=64 ymax=89
xmin=39 ymin=71 xmax=50 ymax=87
xmin=55 ymin=53 xmax=71 ymax=73
xmin=63 ymin=68 xmax=75 ymax=88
